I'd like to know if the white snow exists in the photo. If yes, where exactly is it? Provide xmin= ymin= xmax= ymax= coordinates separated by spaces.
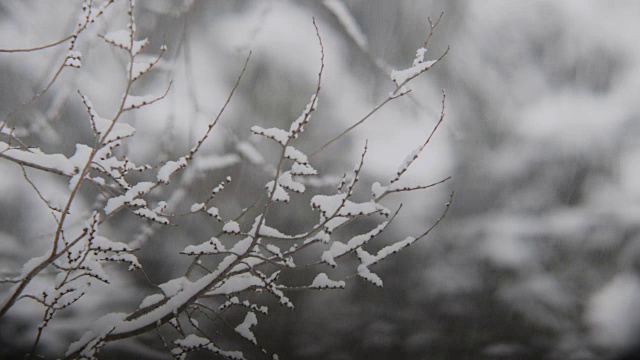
xmin=344 ymin=223 xmax=385 ymax=250
xmin=55 ymin=283 xmax=88 ymax=308
xmin=103 ymin=30 xmax=131 ymax=49
xmin=234 ymin=312 xmax=258 ymax=344
xmin=413 ymin=47 xmax=427 ymax=65
xmin=190 ymin=203 xmax=205 ymax=212
xmin=89 ymin=176 xmax=105 ymax=186
xmin=357 ymin=265 xmax=383 ymax=287
xmin=250 ymin=126 xmax=290 ymax=145
xmin=265 ymin=244 xmax=282 ymax=257
xmin=323 ymin=216 xmax=349 ymax=233
xmin=219 ymin=297 xmax=269 ymax=314
xmin=130 ymin=40 xmax=149 ymax=56
xmin=284 ymin=146 xmax=308 ymax=164
xmin=67 ymin=255 xmax=250 ymax=354
xmin=248 ymin=216 xmax=291 ymax=239
xmin=95 ymin=250 xmax=141 ymax=271
xmin=260 ymin=224 xmax=291 ymax=239
xmin=340 ymin=200 xmax=390 ymax=217
xmin=124 ymin=256 xmax=238 ymax=330
xmin=182 ymin=237 xmax=226 ymax=255
xmin=223 ymin=221 xmax=241 ymax=234
xmin=92 ymin=235 xmax=132 ymax=252
xmin=65 ymin=50 xmax=82 ymax=68
xmin=159 ymin=277 xmax=193 ymax=297
xmin=310 ymin=231 xmax=331 ymax=244
xmin=157 ymin=157 xmax=187 ymax=183
xmin=394 ymin=147 xmax=422 ymax=181
xmin=68 ymin=144 xmax=93 ymax=189
xmin=66 ymin=312 xmax=128 ymax=356
xmin=265 ymin=181 xmax=290 ymax=202
xmin=127 ymin=181 xmax=154 ymax=199
xmin=289 ymin=94 xmax=317 ymax=134
xmin=207 ymin=206 xmax=221 ymax=220
xmin=19 ymin=252 xmax=51 ymax=278
xmin=172 ymin=334 xmax=244 ymax=359
xmin=68 ymin=144 xmax=93 ymax=169
xmin=104 ymin=196 xmax=125 ymax=215
xmin=371 ymin=182 xmax=388 ymax=198
xmin=290 ymin=162 xmax=317 ymax=175
xmin=133 ymin=208 xmax=169 ymax=224
xmin=229 ymin=237 xmax=253 ymax=255
xmin=94 ymin=117 xmax=136 ymax=143
xmin=278 ymin=171 xmax=305 ymax=193
xmin=129 ymin=55 xmax=159 ymax=81
xmin=368 ymin=236 xmax=416 ymax=266
xmin=0 ymin=143 xmax=75 ymax=175
xmin=311 ymin=193 xmax=389 ymax=217
xmin=207 ymin=273 xmax=263 ymax=295
xmin=390 ymin=59 xmax=436 ymax=86
xmin=329 ymin=221 xmax=389 ymax=258
xmin=104 ymin=181 xmax=154 ymax=215
xmin=71 ymin=257 xmax=108 ymax=283
xmin=310 ymin=193 xmax=347 ymax=214
xmin=139 ymin=293 xmax=164 ymax=309
xmin=310 ymin=273 xmax=345 ymax=289
xmin=327 ymin=241 xmax=348 ymax=258
xmin=320 ymin=251 xmax=337 ymax=267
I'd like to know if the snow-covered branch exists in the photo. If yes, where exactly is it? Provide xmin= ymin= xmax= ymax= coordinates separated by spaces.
xmin=0 ymin=3 xmax=451 ymax=359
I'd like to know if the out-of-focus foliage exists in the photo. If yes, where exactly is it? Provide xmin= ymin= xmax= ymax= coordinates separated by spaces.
xmin=290 ymin=1 xmax=640 ymax=359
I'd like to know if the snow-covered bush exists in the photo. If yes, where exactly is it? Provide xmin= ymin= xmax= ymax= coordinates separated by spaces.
xmin=0 ymin=1 xmax=449 ymax=358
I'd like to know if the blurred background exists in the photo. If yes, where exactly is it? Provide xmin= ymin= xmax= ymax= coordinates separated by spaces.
xmin=1 ymin=1 xmax=640 ymax=359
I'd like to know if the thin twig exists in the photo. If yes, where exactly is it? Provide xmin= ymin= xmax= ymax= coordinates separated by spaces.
xmin=0 ymin=35 xmax=74 ymax=53
xmin=389 ymin=90 xmax=447 ymax=184
xmin=310 ymin=18 xmax=449 ymax=157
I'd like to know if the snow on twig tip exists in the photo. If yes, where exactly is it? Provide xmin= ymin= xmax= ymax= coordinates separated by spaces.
xmin=310 ymin=273 xmax=346 ymax=289
xmin=65 ymin=50 xmax=82 ymax=68
xmin=235 ymin=312 xmax=258 ymax=345
xmin=390 ymin=56 xmax=436 ymax=86
xmin=157 ymin=157 xmax=187 ymax=183
xmin=265 ymin=181 xmax=290 ymax=202
xmin=251 ymin=126 xmax=290 ymax=146
xmin=223 ymin=221 xmax=241 ymax=234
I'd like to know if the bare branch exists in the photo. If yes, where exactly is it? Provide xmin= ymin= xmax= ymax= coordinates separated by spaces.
xmin=0 ymin=35 xmax=74 ymax=53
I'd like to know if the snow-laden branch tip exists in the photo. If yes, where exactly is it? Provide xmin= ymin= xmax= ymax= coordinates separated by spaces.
xmin=390 ymin=48 xmax=436 ymax=86
xmin=251 ymin=126 xmax=290 ymax=146
xmin=234 ymin=312 xmax=258 ymax=345
xmin=0 ymin=143 xmax=76 ymax=176
xmin=310 ymin=273 xmax=346 ymax=289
